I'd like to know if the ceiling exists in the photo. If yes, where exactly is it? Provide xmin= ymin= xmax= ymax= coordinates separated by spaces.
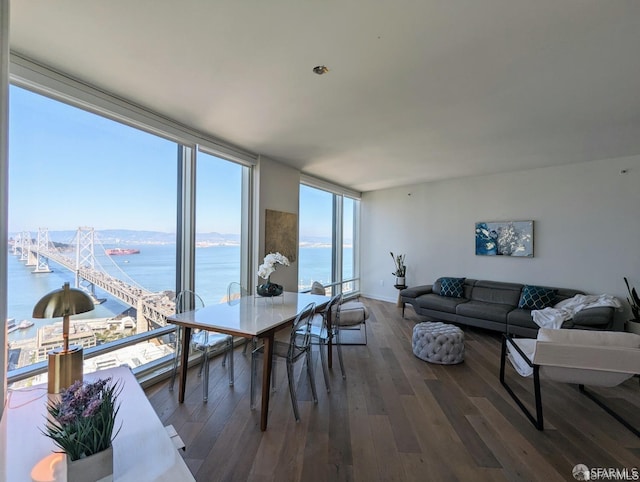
xmin=9 ymin=1 xmax=640 ymax=192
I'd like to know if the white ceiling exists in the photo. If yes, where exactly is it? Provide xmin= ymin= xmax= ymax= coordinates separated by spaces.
xmin=9 ymin=1 xmax=640 ymax=192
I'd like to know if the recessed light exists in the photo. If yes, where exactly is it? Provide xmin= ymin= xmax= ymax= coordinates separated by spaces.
xmin=312 ymin=65 xmax=329 ymax=75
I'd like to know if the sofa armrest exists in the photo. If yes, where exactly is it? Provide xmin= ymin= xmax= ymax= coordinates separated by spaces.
xmin=569 ymin=306 xmax=615 ymax=330
xmin=400 ymin=285 xmax=433 ymax=300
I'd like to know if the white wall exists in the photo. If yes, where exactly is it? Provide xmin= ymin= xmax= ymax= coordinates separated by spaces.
xmin=361 ymin=155 xmax=640 ymax=327
xmin=255 ymin=155 xmax=300 ymax=292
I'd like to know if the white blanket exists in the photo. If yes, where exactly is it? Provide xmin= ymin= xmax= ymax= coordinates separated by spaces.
xmin=531 ymin=294 xmax=622 ymax=329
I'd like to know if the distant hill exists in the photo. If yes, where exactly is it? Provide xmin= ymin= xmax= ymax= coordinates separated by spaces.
xmin=9 ymin=229 xmax=239 ymax=246
xmin=9 ymin=229 xmax=344 ymax=247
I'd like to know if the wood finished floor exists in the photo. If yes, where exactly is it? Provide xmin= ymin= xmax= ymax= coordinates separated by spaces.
xmin=146 ymin=298 xmax=640 ymax=482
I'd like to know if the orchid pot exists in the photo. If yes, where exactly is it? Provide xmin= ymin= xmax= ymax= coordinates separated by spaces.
xmin=257 ymin=252 xmax=289 ymax=297
xmin=257 ymin=278 xmax=284 ymax=297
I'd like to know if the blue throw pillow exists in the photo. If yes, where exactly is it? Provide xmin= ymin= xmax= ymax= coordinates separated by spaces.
xmin=438 ymin=277 xmax=465 ymax=298
xmin=518 ymin=285 xmax=557 ymax=310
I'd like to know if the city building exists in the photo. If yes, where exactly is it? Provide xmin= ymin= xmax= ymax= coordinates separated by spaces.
xmin=35 ymin=321 xmax=97 ymax=361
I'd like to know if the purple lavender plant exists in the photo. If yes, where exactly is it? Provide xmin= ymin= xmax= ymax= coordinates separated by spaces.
xmin=43 ymin=378 xmax=122 ymax=461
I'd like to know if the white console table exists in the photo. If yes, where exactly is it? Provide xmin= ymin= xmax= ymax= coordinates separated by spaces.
xmin=0 ymin=365 xmax=194 ymax=481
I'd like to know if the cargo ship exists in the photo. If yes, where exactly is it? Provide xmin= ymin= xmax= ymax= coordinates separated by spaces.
xmin=105 ymin=248 xmax=140 ymax=256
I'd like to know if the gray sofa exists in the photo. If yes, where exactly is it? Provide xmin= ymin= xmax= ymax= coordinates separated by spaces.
xmin=400 ymin=278 xmax=614 ymax=337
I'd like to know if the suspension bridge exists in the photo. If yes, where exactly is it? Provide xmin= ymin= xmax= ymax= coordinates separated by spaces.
xmin=10 ymin=227 xmax=175 ymax=330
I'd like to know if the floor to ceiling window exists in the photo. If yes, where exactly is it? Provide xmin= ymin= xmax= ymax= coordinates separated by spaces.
xmin=195 ymin=150 xmax=249 ymax=303
xmin=6 ymin=67 xmax=254 ymax=384
xmin=298 ymin=181 xmax=360 ymax=295
xmin=298 ymin=185 xmax=334 ymax=291
xmin=8 ymin=85 xmax=179 ymax=376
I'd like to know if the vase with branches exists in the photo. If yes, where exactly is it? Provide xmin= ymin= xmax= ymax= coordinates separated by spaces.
xmin=390 ymin=252 xmax=406 ymax=286
xmin=624 ymin=277 xmax=640 ymax=334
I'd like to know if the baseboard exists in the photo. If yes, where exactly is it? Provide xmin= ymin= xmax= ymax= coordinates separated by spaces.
xmin=359 ymin=292 xmax=397 ymax=303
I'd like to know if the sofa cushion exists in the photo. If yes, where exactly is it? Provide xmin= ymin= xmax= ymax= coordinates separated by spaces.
xmin=470 ymin=280 xmax=522 ymax=306
xmin=417 ymin=293 xmax=468 ymax=314
xmin=507 ymin=308 xmax=538 ymax=329
xmin=438 ymin=277 xmax=465 ymax=298
xmin=518 ymin=285 xmax=557 ymax=310
xmin=456 ymin=300 xmax=513 ymax=323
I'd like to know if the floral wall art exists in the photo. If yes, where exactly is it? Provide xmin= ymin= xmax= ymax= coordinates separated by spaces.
xmin=475 ymin=220 xmax=534 ymax=257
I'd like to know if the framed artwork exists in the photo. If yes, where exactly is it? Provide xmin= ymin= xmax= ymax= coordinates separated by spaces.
xmin=265 ymin=209 xmax=298 ymax=262
xmin=475 ymin=220 xmax=533 ymax=257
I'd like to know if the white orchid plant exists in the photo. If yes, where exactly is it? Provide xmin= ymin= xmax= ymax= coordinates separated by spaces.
xmin=257 ymin=252 xmax=290 ymax=280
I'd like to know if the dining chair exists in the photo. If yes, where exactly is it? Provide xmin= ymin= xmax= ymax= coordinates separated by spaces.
xmin=226 ymin=282 xmax=257 ymax=356
xmin=169 ymin=290 xmax=234 ymax=402
xmin=310 ymin=281 xmax=326 ymax=295
xmin=302 ymin=292 xmax=343 ymax=392
xmin=250 ymin=302 xmax=318 ymax=422
xmin=310 ymin=280 xmax=369 ymax=351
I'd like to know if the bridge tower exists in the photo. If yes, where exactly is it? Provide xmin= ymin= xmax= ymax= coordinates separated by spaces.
xmin=75 ymin=227 xmax=97 ymax=297
xmin=21 ymin=231 xmax=37 ymax=266
xmin=33 ymin=227 xmax=52 ymax=273
xmin=11 ymin=232 xmax=21 ymax=256
xmin=17 ymin=232 xmax=28 ymax=260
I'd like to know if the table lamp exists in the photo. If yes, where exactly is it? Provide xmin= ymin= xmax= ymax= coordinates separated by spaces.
xmin=32 ymin=282 xmax=95 ymax=393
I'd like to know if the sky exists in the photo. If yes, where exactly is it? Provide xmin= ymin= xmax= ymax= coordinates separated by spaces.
xmin=8 ymin=85 xmax=337 ymax=239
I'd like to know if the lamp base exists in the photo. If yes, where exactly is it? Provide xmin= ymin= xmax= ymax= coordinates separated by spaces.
xmin=48 ymin=345 xmax=84 ymax=394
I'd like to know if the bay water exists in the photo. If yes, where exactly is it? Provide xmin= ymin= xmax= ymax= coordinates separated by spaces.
xmin=6 ymin=245 xmax=342 ymax=342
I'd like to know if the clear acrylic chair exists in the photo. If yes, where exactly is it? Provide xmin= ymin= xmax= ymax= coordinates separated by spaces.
xmin=169 ymin=290 xmax=234 ymax=402
xmin=250 ymin=302 xmax=318 ymax=422
xmin=226 ymin=282 xmax=256 ymax=356
xmin=302 ymin=292 xmax=343 ymax=392
xmin=309 ymin=281 xmax=369 ymax=379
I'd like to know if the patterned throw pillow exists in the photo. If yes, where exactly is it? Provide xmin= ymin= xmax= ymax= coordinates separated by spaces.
xmin=518 ymin=285 xmax=557 ymax=310
xmin=438 ymin=277 xmax=465 ymax=298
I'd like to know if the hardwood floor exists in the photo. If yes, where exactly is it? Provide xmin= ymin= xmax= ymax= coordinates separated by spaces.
xmin=146 ymin=298 xmax=640 ymax=481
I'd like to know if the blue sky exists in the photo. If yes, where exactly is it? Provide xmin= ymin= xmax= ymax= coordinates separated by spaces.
xmin=9 ymin=85 xmax=334 ymax=239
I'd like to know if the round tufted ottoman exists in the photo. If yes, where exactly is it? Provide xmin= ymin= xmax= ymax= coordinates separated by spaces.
xmin=412 ymin=322 xmax=464 ymax=364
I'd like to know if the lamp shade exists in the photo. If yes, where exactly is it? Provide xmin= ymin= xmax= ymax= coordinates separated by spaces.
xmin=32 ymin=282 xmax=94 ymax=319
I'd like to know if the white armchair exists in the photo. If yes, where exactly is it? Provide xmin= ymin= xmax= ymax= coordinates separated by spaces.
xmin=500 ymin=328 xmax=640 ymax=436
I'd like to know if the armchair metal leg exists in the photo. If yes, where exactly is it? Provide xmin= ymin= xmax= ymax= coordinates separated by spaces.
xmin=578 ymin=385 xmax=640 ymax=438
xmin=499 ymin=335 xmax=544 ymax=430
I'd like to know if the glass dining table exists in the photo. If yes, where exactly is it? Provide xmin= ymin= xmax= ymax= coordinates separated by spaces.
xmin=167 ymin=291 xmax=331 ymax=431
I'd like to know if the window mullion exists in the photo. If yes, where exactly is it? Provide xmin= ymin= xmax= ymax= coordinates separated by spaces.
xmin=333 ymin=194 xmax=344 ymax=295
xmin=176 ymin=145 xmax=196 ymax=295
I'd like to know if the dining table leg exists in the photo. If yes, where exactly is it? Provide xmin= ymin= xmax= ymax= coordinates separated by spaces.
xmin=178 ymin=326 xmax=191 ymax=403
xmin=260 ymin=332 xmax=275 ymax=431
